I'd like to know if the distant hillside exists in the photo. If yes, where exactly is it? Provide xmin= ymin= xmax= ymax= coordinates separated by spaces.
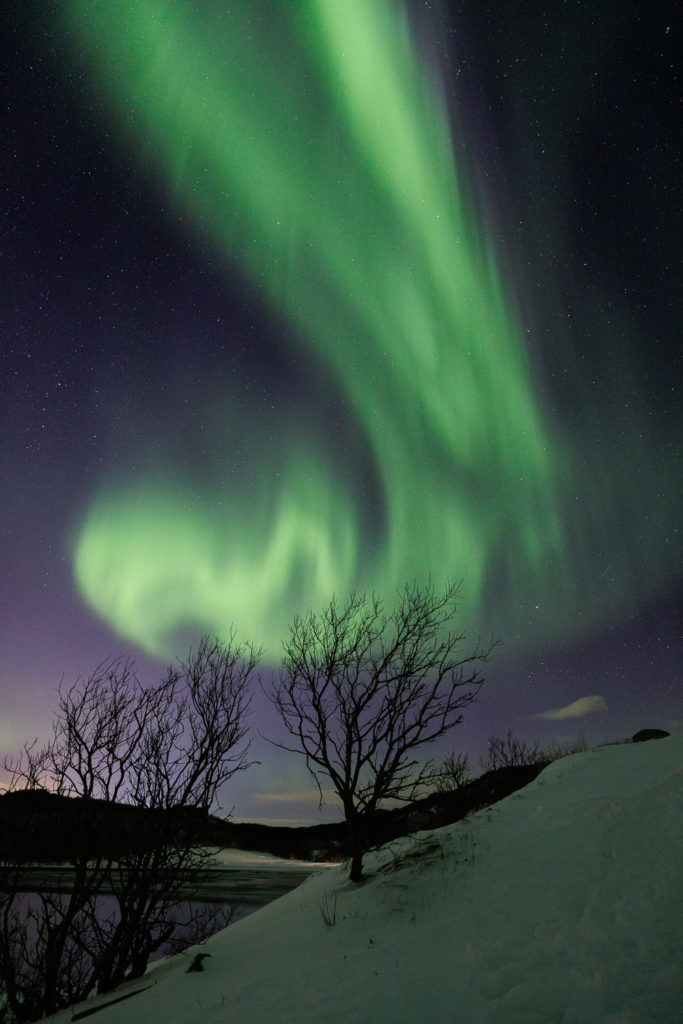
xmin=0 ymin=764 xmax=541 ymax=864
xmin=0 ymin=788 xmax=211 ymax=863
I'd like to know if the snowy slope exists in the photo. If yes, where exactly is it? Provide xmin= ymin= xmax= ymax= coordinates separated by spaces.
xmin=51 ymin=735 xmax=682 ymax=1024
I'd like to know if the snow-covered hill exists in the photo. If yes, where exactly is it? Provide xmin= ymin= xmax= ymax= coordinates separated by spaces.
xmin=51 ymin=734 xmax=682 ymax=1024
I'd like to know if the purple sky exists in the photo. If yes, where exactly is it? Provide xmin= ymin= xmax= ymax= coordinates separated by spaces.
xmin=2 ymin=1 xmax=679 ymax=823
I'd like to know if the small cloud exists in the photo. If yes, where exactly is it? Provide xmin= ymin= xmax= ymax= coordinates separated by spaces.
xmin=534 ymin=695 xmax=608 ymax=721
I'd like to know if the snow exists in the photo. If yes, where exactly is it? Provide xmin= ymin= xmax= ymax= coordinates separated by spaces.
xmin=47 ymin=735 xmax=682 ymax=1024
xmin=204 ymin=847 xmax=339 ymax=871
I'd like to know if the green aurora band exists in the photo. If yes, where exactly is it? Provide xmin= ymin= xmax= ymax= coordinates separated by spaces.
xmin=66 ymin=2 xmax=672 ymax=658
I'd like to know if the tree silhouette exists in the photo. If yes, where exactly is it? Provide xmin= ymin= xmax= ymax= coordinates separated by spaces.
xmin=0 ymin=633 xmax=259 ymax=1021
xmin=268 ymin=582 xmax=495 ymax=881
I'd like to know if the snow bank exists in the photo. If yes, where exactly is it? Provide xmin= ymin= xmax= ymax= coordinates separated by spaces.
xmin=49 ymin=734 xmax=682 ymax=1024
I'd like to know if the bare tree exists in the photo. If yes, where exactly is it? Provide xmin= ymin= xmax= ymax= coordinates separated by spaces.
xmin=0 ymin=633 xmax=259 ymax=1021
xmin=435 ymin=751 xmax=473 ymax=792
xmin=267 ymin=582 xmax=495 ymax=882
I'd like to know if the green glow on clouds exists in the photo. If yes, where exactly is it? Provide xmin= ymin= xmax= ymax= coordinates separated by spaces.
xmin=66 ymin=1 xmax=658 ymax=657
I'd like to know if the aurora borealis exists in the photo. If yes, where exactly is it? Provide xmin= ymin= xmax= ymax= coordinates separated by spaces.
xmin=2 ymin=1 xmax=680 ymax=820
xmin=68 ymin=0 xmax=566 ymax=656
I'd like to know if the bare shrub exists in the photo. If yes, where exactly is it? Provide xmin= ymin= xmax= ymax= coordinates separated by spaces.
xmin=541 ymin=737 xmax=590 ymax=762
xmin=435 ymin=751 xmax=472 ymax=792
xmin=319 ymin=892 xmax=337 ymax=928
xmin=480 ymin=730 xmax=542 ymax=772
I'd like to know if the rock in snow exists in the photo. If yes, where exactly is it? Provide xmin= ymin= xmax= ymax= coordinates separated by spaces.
xmin=53 ymin=733 xmax=682 ymax=1024
xmin=186 ymin=954 xmax=212 ymax=974
xmin=632 ymin=728 xmax=670 ymax=742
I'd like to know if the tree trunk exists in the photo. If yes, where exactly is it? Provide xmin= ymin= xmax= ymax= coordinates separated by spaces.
xmin=346 ymin=812 xmax=366 ymax=882
xmin=350 ymin=843 xmax=364 ymax=883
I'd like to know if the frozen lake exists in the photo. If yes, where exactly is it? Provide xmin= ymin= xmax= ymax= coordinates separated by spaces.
xmin=9 ymin=848 xmax=336 ymax=906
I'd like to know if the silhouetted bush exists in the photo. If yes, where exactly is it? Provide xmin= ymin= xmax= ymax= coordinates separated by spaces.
xmin=435 ymin=751 xmax=472 ymax=792
xmin=480 ymin=730 xmax=543 ymax=772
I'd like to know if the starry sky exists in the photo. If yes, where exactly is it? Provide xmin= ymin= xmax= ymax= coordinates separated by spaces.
xmin=2 ymin=1 xmax=680 ymax=824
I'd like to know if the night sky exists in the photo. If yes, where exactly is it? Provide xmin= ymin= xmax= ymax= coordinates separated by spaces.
xmin=2 ymin=1 xmax=680 ymax=824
